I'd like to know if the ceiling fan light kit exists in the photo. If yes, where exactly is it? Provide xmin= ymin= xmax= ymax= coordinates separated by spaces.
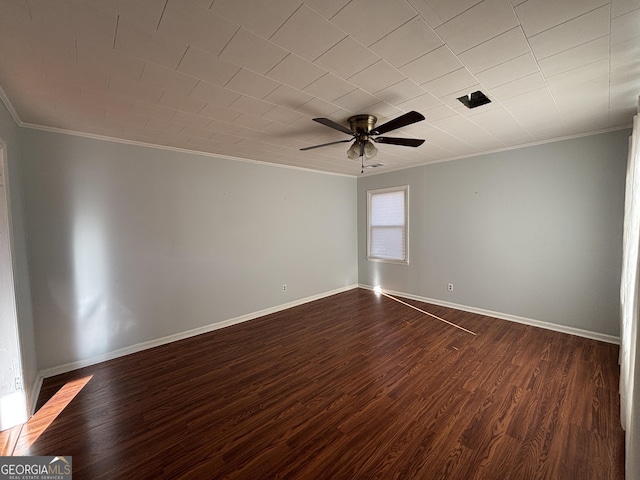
xmin=300 ymin=111 xmax=427 ymax=171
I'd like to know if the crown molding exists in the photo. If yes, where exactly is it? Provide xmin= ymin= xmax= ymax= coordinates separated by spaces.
xmin=361 ymin=123 xmax=633 ymax=176
xmin=19 ymin=122 xmax=357 ymax=178
xmin=0 ymin=84 xmax=22 ymax=126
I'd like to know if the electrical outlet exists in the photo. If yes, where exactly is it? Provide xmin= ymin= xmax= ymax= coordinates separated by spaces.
xmin=283 ymin=284 xmax=287 ymax=292
xmin=448 ymin=283 xmax=454 ymax=292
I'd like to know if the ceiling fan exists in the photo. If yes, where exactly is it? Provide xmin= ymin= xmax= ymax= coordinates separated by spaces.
xmin=300 ymin=111 xmax=426 ymax=162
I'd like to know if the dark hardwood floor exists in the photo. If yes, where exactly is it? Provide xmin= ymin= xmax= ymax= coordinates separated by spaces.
xmin=17 ymin=288 xmax=624 ymax=479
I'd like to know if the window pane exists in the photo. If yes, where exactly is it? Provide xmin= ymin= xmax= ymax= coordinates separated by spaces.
xmin=370 ymin=227 xmax=405 ymax=260
xmin=370 ymin=191 xmax=405 ymax=226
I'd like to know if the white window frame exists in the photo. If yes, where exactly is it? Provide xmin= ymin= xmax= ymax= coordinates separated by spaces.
xmin=367 ymin=185 xmax=409 ymax=264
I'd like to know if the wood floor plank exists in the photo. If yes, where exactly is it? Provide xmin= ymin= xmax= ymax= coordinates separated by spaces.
xmin=20 ymin=288 xmax=624 ymax=479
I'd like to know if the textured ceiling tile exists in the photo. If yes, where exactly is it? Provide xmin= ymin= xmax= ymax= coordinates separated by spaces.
xmin=611 ymin=0 xmax=640 ymax=17
xmin=206 ymin=118 xmax=244 ymax=135
xmin=264 ymin=84 xmax=314 ymax=109
xmin=180 ymin=124 xmax=215 ymax=140
xmin=499 ymin=86 xmax=556 ymax=109
xmin=538 ymin=36 xmax=609 ymax=77
xmin=47 ymin=64 xmax=111 ymax=92
xmin=115 ymin=18 xmax=188 ymax=70
xmin=146 ymin=116 xmax=186 ymax=134
xmin=177 ymin=47 xmax=241 ymax=87
xmin=270 ymin=5 xmax=345 ymax=61
xmin=80 ymin=86 xmax=134 ymax=111
xmin=432 ymin=117 xmax=504 ymax=151
xmin=467 ymin=108 xmax=533 ymax=146
xmin=232 ymin=113 xmax=273 ymax=130
xmin=189 ymin=80 xmax=241 ymax=107
xmin=132 ymin=100 xmax=178 ymax=121
xmin=458 ymin=27 xmax=530 ymax=74
xmin=515 ymin=0 xmax=609 ymax=37
xmin=261 ymin=105 xmax=305 ymax=125
xmin=158 ymin=0 xmax=239 ymax=57
xmin=38 ymin=32 xmax=79 ymax=73
xmin=225 ymin=69 xmax=282 ymax=98
xmin=104 ymin=107 xmax=149 ymax=127
xmin=330 ymin=0 xmax=417 ymax=46
xmin=434 ymin=0 xmax=519 ymax=54
xmin=348 ymin=60 xmax=407 ymax=94
xmin=399 ymin=46 xmax=463 ymax=85
xmin=304 ymin=0 xmax=351 ymax=19
xmin=29 ymin=0 xmax=118 ymax=49
xmin=303 ymin=73 xmax=357 ymax=102
xmin=397 ymin=92 xmax=442 ymax=112
xmin=376 ymin=78 xmax=427 ymax=104
xmin=77 ymin=38 xmax=145 ymax=83
xmin=474 ymin=53 xmax=540 ymax=89
xmin=158 ymin=91 xmax=207 ymax=114
xmin=219 ymin=28 xmax=289 ymax=75
xmin=527 ymin=5 xmax=610 ymax=60
xmin=546 ymin=59 xmax=609 ymax=94
xmin=553 ymin=76 xmax=609 ymax=110
xmin=139 ymin=63 xmax=199 ymax=95
xmin=421 ymin=103 xmax=458 ymax=122
xmin=314 ymin=37 xmax=380 ymax=79
xmin=408 ymin=0 xmax=484 ymax=28
xmin=171 ymin=111 xmax=213 ymax=128
xmin=89 ymin=0 xmax=168 ymax=32
xmin=610 ymin=37 xmax=640 ymax=68
xmin=365 ymin=102 xmax=404 ymax=122
xmin=228 ymin=95 xmax=276 ymax=116
xmin=332 ymin=88 xmax=379 ymax=112
xmin=422 ymin=68 xmax=478 ymax=98
xmin=199 ymin=103 xmax=243 ymax=123
xmin=611 ymin=7 xmax=640 ymax=46
xmin=211 ymin=0 xmax=302 ymax=38
xmin=419 ymin=124 xmax=478 ymax=155
xmin=294 ymin=97 xmax=345 ymax=117
xmin=431 ymin=114 xmax=502 ymax=150
xmin=266 ymin=54 xmax=327 ymax=90
xmin=488 ymin=72 xmax=547 ymax=100
xmin=369 ymin=17 xmax=443 ymax=68
xmin=508 ymin=100 xmax=565 ymax=131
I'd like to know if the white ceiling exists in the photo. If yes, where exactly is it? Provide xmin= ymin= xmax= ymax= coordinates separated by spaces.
xmin=0 ymin=0 xmax=638 ymax=176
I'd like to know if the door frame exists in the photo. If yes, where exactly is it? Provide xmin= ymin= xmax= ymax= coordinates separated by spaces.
xmin=0 ymin=138 xmax=28 ymax=431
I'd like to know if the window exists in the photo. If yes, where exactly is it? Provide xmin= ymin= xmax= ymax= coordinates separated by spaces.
xmin=367 ymin=186 xmax=408 ymax=263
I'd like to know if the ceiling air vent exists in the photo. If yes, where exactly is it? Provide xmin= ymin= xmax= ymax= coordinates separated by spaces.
xmin=457 ymin=91 xmax=491 ymax=109
xmin=363 ymin=163 xmax=385 ymax=169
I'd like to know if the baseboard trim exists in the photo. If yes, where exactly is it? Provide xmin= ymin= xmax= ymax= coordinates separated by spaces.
xmin=39 ymin=284 xmax=359 ymax=379
xmin=29 ymin=373 xmax=43 ymax=415
xmin=359 ymin=284 xmax=620 ymax=345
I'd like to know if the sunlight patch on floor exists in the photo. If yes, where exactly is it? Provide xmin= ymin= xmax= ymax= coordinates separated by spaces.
xmin=12 ymin=375 xmax=93 ymax=455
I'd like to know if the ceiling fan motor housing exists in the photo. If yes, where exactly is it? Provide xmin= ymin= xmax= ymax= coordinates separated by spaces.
xmin=349 ymin=114 xmax=377 ymax=135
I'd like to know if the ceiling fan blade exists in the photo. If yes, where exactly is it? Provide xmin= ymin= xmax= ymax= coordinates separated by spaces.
xmin=299 ymin=139 xmax=352 ymax=151
xmin=374 ymin=137 xmax=425 ymax=147
xmin=371 ymin=111 xmax=425 ymax=135
xmin=312 ymin=117 xmax=355 ymax=135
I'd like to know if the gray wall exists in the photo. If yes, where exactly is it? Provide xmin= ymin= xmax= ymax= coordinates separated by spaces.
xmin=20 ymin=129 xmax=357 ymax=370
xmin=358 ymin=130 xmax=629 ymax=337
xmin=0 ymin=100 xmax=38 ymax=412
